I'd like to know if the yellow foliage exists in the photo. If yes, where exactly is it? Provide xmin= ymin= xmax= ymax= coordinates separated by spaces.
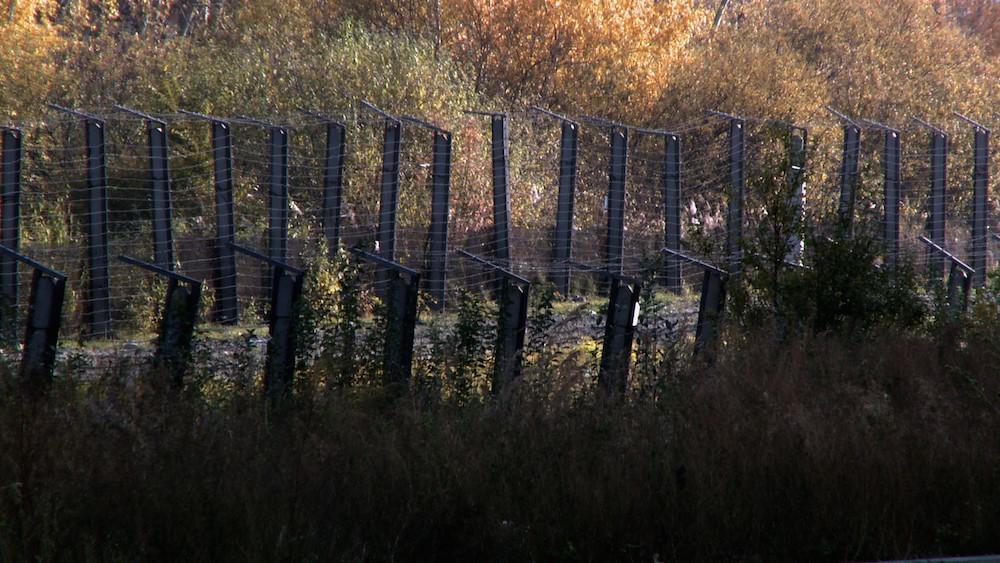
xmin=670 ymin=0 xmax=1000 ymax=124
xmin=441 ymin=0 xmax=707 ymax=116
xmin=0 ymin=0 xmax=64 ymax=119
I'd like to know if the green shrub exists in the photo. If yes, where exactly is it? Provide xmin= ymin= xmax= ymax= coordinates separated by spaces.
xmin=780 ymin=235 xmax=928 ymax=335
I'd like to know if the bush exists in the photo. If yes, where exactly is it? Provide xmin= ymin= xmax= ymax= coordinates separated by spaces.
xmin=729 ymin=233 xmax=929 ymax=340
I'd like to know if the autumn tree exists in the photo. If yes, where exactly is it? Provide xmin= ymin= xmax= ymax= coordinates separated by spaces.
xmin=0 ymin=0 xmax=64 ymax=120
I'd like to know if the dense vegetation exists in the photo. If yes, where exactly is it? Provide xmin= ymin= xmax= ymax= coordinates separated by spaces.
xmin=0 ymin=240 xmax=998 ymax=561
xmin=2 ymin=0 xmax=997 ymax=124
xmin=1 ymin=285 xmax=1000 ymax=560
xmin=2 ymin=0 xmax=999 ymax=560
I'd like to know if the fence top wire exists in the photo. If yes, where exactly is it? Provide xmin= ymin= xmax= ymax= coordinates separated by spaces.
xmin=463 ymin=109 xmax=507 ymax=119
xmin=47 ymin=103 xmax=102 ymax=122
xmin=177 ymin=109 xmax=230 ymax=124
xmin=359 ymin=100 xmax=400 ymax=124
xmin=858 ymin=117 xmax=901 ymax=134
xmin=528 ymin=106 xmax=578 ymax=127
xmin=0 ymin=244 xmax=67 ymax=280
xmin=953 ymin=111 xmax=991 ymax=133
xmin=825 ymin=106 xmax=862 ymax=129
xmin=399 ymin=114 xmax=451 ymax=137
xmin=296 ymin=108 xmax=347 ymax=128
xmin=112 ymin=105 xmax=166 ymax=126
xmin=910 ymin=117 xmax=949 ymax=137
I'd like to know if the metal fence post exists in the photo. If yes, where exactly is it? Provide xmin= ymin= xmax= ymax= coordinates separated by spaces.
xmin=376 ymin=119 xmax=403 ymax=262
xmin=426 ymin=130 xmax=451 ymax=311
xmin=920 ymin=236 xmax=974 ymax=317
xmin=837 ymin=124 xmax=861 ymax=235
xmin=883 ymin=128 xmax=901 ymax=267
xmin=84 ymin=118 xmax=112 ymax=338
xmin=211 ymin=119 xmax=238 ymax=324
xmin=119 ymin=255 xmax=201 ymax=387
xmin=726 ymin=118 xmax=746 ymax=274
xmin=147 ymin=119 xmax=175 ymax=270
xmin=268 ymin=126 xmax=289 ymax=265
xmin=553 ymin=120 xmax=579 ymax=296
xmin=946 ymin=263 xmax=972 ymax=316
xmin=454 ymin=249 xmax=530 ymax=392
xmin=158 ymin=278 xmax=200 ymax=384
xmin=1 ymin=128 xmax=22 ymax=340
xmin=495 ymin=274 xmax=530 ymax=391
xmin=266 ymin=265 xmax=303 ymax=400
xmin=663 ymin=133 xmax=682 ymax=293
xmin=606 ymin=126 xmax=628 ymax=277
xmin=350 ymin=248 xmax=419 ymax=388
xmin=491 ymin=114 xmax=512 ymax=268
xmin=662 ymin=247 xmax=728 ymax=360
xmin=322 ymin=121 xmax=346 ymax=256
xmin=694 ymin=269 xmax=727 ymax=359
xmin=918 ymin=122 xmax=948 ymax=284
xmin=230 ymin=243 xmax=305 ymax=399
xmin=597 ymin=275 xmax=641 ymax=395
xmin=383 ymin=267 xmax=419 ymax=388
xmin=22 ymin=270 xmax=66 ymax=392
xmin=970 ymin=124 xmax=990 ymax=285
xmin=0 ymin=245 xmax=67 ymax=393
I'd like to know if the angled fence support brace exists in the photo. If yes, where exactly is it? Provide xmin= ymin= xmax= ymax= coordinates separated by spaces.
xmin=119 ymin=256 xmax=200 ymax=387
xmin=491 ymin=114 xmax=512 ymax=269
xmin=663 ymin=248 xmax=728 ymax=360
xmin=552 ymin=120 xmax=579 ymax=296
xmin=920 ymin=236 xmax=973 ymax=316
xmin=211 ymin=120 xmax=238 ymax=324
xmin=268 ymin=126 xmax=289 ymax=265
xmin=147 ymin=119 xmax=175 ymax=270
xmin=84 ymin=118 xmax=112 ymax=338
xmin=426 ymin=130 xmax=451 ymax=311
xmin=352 ymin=248 xmax=419 ymax=386
xmin=382 ymin=265 xmax=419 ymax=388
xmin=970 ymin=126 xmax=990 ymax=286
xmin=946 ymin=263 xmax=972 ymax=316
xmin=232 ymin=243 xmax=305 ymax=400
xmin=726 ymin=118 xmax=746 ymax=274
xmin=0 ymin=245 xmax=66 ymax=393
xmin=598 ymin=274 xmax=641 ymax=395
xmin=928 ymin=129 xmax=948 ymax=284
xmin=23 ymin=271 xmax=66 ymax=393
xmin=455 ymin=250 xmax=530 ymax=392
xmin=837 ymin=124 xmax=861 ymax=236
xmin=695 ymin=269 xmax=728 ymax=358
xmin=785 ymin=129 xmax=808 ymax=265
xmin=351 ymin=248 xmax=418 ymax=389
xmin=883 ymin=128 xmax=901 ymax=267
xmin=495 ymin=274 xmax=530 ymax=390
xmin=1 ymin=128 xmax=22 ymax=341
xmin=606 ymin=126 xmax=628 ymax=278
xmin=266 ymin=265 xmax=303 ymax=399
xmin=322 ymin=121 xmax=346 ymax=256
xmin=663 ymin=133 xmax=682 ymax=293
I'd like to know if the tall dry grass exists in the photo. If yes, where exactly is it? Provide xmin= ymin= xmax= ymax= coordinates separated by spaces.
xmin=0 ymin=325 xmax=998 ymax=561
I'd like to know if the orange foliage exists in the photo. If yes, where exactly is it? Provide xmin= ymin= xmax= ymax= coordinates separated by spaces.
xmin=441 ymin=0 xmax=707 ymax=116
xmin=0 ymin=0 xmax=64 ymax=119
xmin=342 ymin=0 xmax=708 ymax=117
xmin=658 ymin=0 xmax=999 ymax=125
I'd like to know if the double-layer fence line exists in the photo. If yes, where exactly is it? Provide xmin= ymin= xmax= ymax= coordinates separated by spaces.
xmin=0 ymin=103 xmax=995 ymax=392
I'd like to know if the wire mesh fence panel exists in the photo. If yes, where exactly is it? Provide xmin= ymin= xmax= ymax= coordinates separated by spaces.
xmin=0 ymin=106 xmax=996 ymax=385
